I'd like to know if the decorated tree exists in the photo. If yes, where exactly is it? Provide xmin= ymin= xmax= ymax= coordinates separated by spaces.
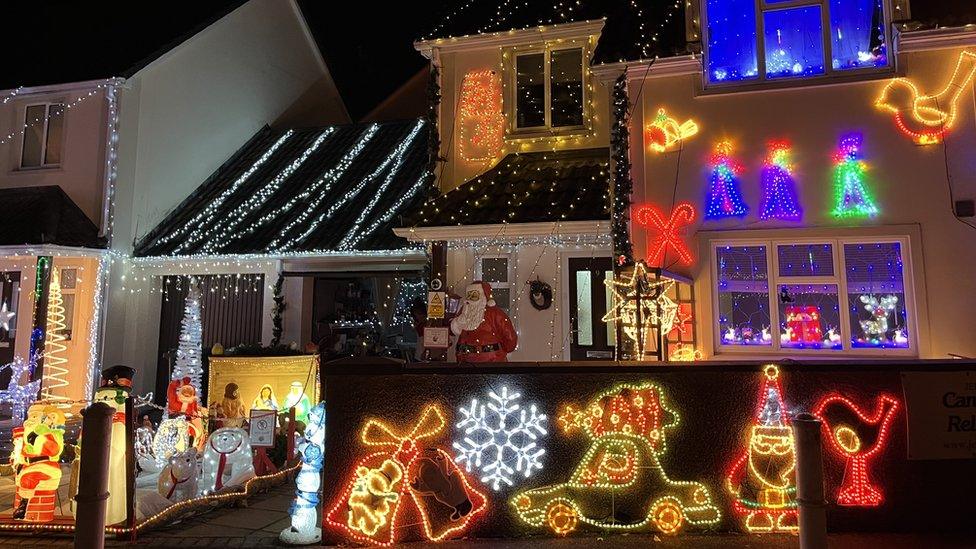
xmin=40 ymin=268 xmax=69 ymax=403
xmin=705 ymin=141 xmax=748 ymax=219
xmin=173 ymin=277 xmax=203 ymax=393
xmin=610 ymin=73 xmax=635 ymax=266
xmin=759 ymin=140 xmax=802 ymax=221
xmin=831 ymin=133 xmax=878 ymax=218
xmin=270 ymin=273 xmax=286 ymax=347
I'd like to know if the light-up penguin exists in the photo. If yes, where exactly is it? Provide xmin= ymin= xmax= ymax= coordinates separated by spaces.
xmin=280 ymin=401 xmax=326 ymax=544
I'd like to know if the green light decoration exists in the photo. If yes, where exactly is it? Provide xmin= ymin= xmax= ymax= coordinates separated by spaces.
xmin=831 ymin=133 xmax=878 ymax=218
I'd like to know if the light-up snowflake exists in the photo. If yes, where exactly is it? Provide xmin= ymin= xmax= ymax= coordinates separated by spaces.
xmin=453 ymin=386 xmax=548 ymax=491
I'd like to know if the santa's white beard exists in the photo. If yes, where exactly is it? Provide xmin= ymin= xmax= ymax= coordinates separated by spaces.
xmin=451 ymin=300 xmax=487 ymax=334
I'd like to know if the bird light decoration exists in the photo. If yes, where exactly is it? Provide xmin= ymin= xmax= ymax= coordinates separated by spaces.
xmin=281 ymin=401 xmax=327 ymax=544
xmin=875 ymin=50 xmax=976 ymax=145
xmin=645 ymin=108 xmax=699 ymax=153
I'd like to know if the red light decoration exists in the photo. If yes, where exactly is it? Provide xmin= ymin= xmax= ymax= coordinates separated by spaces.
xmin=783 ymin=306 xmax=823 ymax=344
xmin=634 ymin=203 xmax=696 ymax=267
xmin=812 ymin=394 xmax=900 ymax=507
xmin=458 ymin=70 xmax=504 ymax=162
xmin=325 ymin=404 xmax=487 ymax=546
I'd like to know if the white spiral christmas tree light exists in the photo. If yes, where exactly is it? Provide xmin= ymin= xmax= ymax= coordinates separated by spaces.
xmin=173 ymin=277 xmax=204 ymax=393
xmin=41 ymin=268 xmax=69 ymax=404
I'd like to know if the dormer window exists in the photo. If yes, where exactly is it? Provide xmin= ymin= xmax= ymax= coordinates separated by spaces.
xmin=704 ymin=0 xmax=889 ymax=87
xmin=511 ymin=45 xmax=585 ymax=133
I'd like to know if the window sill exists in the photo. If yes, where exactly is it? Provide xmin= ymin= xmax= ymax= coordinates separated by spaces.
xmin=505 ymin=125 xmax=590 ymax=142
xmin=713 ymin=346 xmax=917 ymax=360
xmin=699 ymin=68 xmax=895 ymax=97
xmin=12 ymin=164 xmax=63 ymax=174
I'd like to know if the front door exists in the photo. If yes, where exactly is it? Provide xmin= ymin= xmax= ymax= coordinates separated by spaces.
xmin=568 ymin=257 xmax=615 ymax=361
xmin=0 ymin=273 xmax=21 ymax=386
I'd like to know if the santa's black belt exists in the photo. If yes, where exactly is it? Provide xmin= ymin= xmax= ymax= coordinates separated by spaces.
xmin=26 ymin=456 xmax=51 ymax=464
xmin=457 ymin=343 xmax=501 ymax=353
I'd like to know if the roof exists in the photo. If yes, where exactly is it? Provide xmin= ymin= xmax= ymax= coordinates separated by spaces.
xmin=406 ymin=148 xmax=610 ymax=227
xmin=0 ymin=186 xmax=106 ymax=249
xmin=421 ymin=0 xmax=689 ymax=64
xmin=0 ymin=1 xmax=247 ymax=89
xmin=134 ymin=120 xmax=431 ymax=257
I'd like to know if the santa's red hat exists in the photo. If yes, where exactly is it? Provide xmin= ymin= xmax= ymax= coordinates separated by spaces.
xmin=467 ymin=281 xmax=495 ymax=307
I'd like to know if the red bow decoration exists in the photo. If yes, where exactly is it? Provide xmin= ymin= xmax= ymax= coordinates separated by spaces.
xmin=634 ymin=203 xmax=696 ymax=267
xmin=326 ymin=404 xmax=487 ymax=546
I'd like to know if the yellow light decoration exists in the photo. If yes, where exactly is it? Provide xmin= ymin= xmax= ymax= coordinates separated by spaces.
xmin=669 ymin=344 xmax=703 ymax=362
xmin=459 ymin=70 xmax=504 ymax=162
xmin=875 ymin=50 xmax=976 ymax=145
xmin=602 ymin=262 xmax=679 ymax=359
xmin=40 ymin=268 xmax=69 ymax=405
xmin=512 ymin=382 xmax=721 ymax=536
xmin=645 ymin=108 xmax=699 ymax=153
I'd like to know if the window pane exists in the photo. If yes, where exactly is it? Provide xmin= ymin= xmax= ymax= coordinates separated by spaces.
xmin=706 ymin=0 xmax=758 ymax=82
xmin=44 ymin=104 xmax=64 ymax=165
xmin=576 ymin=271 xmax=593 ymax=346
xmin=493 ymin=288 xmax=511 ymax=313
xmin=481 ymin=257 xmax=508 ymax=283
xmin=777 ymin=243 xmax=834 ymax=277
xmin=516 ymin=53 xmax=545 ymax=128
xmin=550 ymin=49 xmax=583 ymax=127
xmin=62 ymin=293 xmax=75 ymax=341
xmin=717 ymin=245 xmax=771 ymax=346
xmin=845 ymin=242 xmax=909 ymax=349
xmin=22 ymin=105 xmax=45 ymax=167
xmin=830 ymin=0 xmax=887 ymax=70
xmin=764 ymin=6 xmax=826 ymax=79
xmin=778 ymin=284 xmax=842 ymax=350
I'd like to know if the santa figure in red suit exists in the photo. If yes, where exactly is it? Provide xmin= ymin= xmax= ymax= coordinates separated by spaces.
xmin=450 ymin=281 xmax=517 ymax=362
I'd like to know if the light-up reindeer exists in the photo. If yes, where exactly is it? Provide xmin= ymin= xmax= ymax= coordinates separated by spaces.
xmin=858 ymin=295 xmax=898 ymax=340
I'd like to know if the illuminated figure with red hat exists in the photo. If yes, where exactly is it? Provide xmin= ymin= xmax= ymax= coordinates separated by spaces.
xmin=450 ymin=281 xmax=517 ymax=362
xmin=12 ymin=403 xmax=66 ymax=522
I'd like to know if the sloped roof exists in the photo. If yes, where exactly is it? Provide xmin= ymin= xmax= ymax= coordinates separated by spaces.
xmin=406 ymin=148 xmax=610 ymax=227
xmin=135 ymin=120 xmax=430 ymax=257
xmin=0 ymin=186 xmax=105 ymax=249
xmin=421 ymin=0 xmax=689 ymax=63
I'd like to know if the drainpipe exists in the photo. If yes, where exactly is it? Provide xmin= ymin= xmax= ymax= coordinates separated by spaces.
xmin=74 ymin=402 xmax=115 ymax=549
xmin=793 ymin=412 xmax=828 ymax=549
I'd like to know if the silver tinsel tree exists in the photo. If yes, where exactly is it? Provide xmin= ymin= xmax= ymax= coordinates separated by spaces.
xmin=173 ymin=277 xmax=203 ymax=393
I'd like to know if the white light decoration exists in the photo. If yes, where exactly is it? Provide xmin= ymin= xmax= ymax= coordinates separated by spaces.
xmin=201 ymin=427 xmax=255 ymax=493
xmin=339 ymin=171 xmax=430 ymax=251
xmin=172 ymin=278 xmax=204 ymax=393
xmin=280 ymin=401 xmax=326 ymax=544
xmin=0 ymin=301 xmax=15 ymax=331
xmin=283 ymin=121 xmax=424 ymax=252
xmin=0 ymin=355 xmax=41 ymax=423
xmin=454 ymin=386 xmax=548 ymax=491
xmin=84 ymin=256 xmax=109 ymax=399
xmin=241 ymin=124 xmax=379 ymax=251
xmin=200 ymin=128 xmax=336 ymax=255
xmin=152 ymin=418 xmax=190 ymax=467
xmin=40 ymin=268 xmax=69 ymax=404
xmin=160 ymin=130 xmax=294 ymax=251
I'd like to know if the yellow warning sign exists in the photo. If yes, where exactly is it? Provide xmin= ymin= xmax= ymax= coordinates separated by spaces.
xmin=427 ymin=292 xmax=445 ymax=319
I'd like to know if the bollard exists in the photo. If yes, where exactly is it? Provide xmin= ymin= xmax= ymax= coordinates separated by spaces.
xmin=793 ymin=412 xmax=828 ymax=549
xmin=74 ymin=402 xmax=115 ymax=549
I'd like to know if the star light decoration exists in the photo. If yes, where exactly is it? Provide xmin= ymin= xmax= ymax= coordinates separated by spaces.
xmin=454 ymin=386 xmax=548 ymax=491
xmin=0 ymin=355 xmax=41 ymax=423
xmin=602 ymin=262 xmax=680 ymax=358
xmin=0 ymin=302 xmax=15 ymax=332
xmin=634 ymin=203 xmax=696 ymax=267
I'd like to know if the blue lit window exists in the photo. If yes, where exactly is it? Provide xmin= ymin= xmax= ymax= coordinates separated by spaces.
xmin=705 ymin=0 xmax=889 ymax=86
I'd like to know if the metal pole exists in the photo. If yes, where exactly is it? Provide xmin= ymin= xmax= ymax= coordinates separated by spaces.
xmin=74 ymin=402 xmax=115 ymax=549
xmin=793 ymin=412 xmax=828 ymax=549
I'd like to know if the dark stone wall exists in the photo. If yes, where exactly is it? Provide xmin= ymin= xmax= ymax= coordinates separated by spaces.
xmin=321 ymin=360 xmax=976 ymax=544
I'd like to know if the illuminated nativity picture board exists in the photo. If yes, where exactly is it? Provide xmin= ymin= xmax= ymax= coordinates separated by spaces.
xmin=207 ymin=355 xmax=320 ymax=428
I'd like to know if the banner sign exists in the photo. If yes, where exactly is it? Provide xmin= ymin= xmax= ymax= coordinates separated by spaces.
xmin=902 ymin=370 xmax=976 ymax=459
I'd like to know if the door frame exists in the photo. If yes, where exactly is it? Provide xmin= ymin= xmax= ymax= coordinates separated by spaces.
xmin=559 ymin=247 xmax=612 ymax=361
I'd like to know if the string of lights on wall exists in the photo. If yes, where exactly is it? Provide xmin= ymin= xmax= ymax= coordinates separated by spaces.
xmin=0 ymin=81 xmax=114 ymax=148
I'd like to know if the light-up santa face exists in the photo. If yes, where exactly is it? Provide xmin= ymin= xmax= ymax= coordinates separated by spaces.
xmin=22 ymin=403 xmax=47 ymax=432
xmin=211 ymin=428 xmax=246 ymax=454
xmin=453 ymin=283 xmax=488 ymax=332
xmin=748 ymin=425 xmax=795 ymax=489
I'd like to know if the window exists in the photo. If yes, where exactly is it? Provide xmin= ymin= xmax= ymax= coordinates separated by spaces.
xmin=714 ymin=238 xmax=913 ymax=354
xmin=704 ymin=0 xmax=889 ymax=86
xmin=477 ymin=256 xmax=513 ymax=312
xmin=21 ymin=103 xmax=65 ymax=168
xmin=513 ymin=46 xmax=585 ymax=132
xmin=59 ymin=268 xmax=77 ymax=341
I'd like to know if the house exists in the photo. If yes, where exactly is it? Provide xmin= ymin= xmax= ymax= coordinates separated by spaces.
xmin=407 ymin=0 xmax=976 ymax=362
xmin=0 ymin=0 xmax=349 ymax=407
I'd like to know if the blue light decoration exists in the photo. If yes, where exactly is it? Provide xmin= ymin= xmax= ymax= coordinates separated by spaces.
xmin=280 ymin=401 xmax=326 ymax=544
xmin=831 ymin=132 xmax=879 ymax=218
xmin=717 ymin=245 xmax=772 ymax=346
xmin=0 ymin=354 xmax=41 ymax=424
xmin=759 ymin=140 xmax=802 ymax=221
xmin=705 ymin=140 xmax=749 ymax=220
xmin=764 ymin=6 xmax=826 ymax=79
xmin=706 ymin=0 xmax=758 ymax=83
xmin=830 ymin=0 xmax=888 ymax=70
xmin=844 ymin=243 xmax=909 ymax=349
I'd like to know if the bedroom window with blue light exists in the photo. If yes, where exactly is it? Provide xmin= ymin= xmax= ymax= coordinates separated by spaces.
xmin=705 ymin=0 xmax=888 ymax=86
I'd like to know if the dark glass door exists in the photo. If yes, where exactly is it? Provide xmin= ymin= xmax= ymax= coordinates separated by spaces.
xmin=568 ymin=257 xmax=614 ymax=361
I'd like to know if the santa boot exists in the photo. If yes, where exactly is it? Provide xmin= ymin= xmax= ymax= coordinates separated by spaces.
xmin=12 ymin=497 xmax=29 ymax=520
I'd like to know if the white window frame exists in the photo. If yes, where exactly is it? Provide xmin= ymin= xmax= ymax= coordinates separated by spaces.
xmin=507 ymin=41 xmax=589 ymax=137
xmin=475 ymin=253 xmax=514 ymax=311
xmin=20 ymin=102 xmax=65 ymax=169
xmin=701 ymin=0 xmax=894 ymax=90
xmin=711 ymin=235 xmax=917 ymax=357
